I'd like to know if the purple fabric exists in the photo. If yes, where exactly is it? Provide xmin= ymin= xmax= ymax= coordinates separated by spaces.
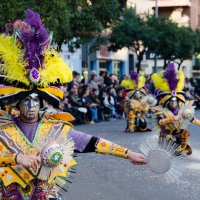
xmin=169 ymin=106 xmax=179 ymax=115
xmin=1 ymin=180 xmax=59 ymax=200
xmin=13 ymin=117 xmax=92 ymax=151
xmin=14 ymin=117 xmax=39 ymax=143
xmin=15 ymin=9 xmax=49 ymax=71
xmin=164 ymin=63 xmax=178 ymax=91
xmin=68 ymin=129 xmax=92 ymax=152
xmin=130 ymin=71 xmax=138 ymax=85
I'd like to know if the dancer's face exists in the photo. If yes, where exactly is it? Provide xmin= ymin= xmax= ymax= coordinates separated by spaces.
xmin=19 ymin=93 xmax=40 ymax=120
xmin=134 ymin=91 xmax=141 ymax=100
xmin=168 ymin=98 xmax=177 ymax=110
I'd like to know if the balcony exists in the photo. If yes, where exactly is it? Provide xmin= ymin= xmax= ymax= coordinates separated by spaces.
xmin=150 ymin=0 xmax=191 ymax=7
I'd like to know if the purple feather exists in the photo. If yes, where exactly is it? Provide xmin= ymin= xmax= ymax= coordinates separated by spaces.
xmin=164 ymin=63 xmax=178 ymax=91
xmin=14 ymin=9 xmax=50 ymax=70
xmin=130 ymin=71 xmax=138 ymax=85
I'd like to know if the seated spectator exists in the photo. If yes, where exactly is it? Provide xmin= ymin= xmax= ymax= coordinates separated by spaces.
xmin=103 ymin=90 xmax=117 ymax=121
xmin=97 ymin=71 xmax=105 ymax=89
xmin=90 ymin=74 xmax=99 ymax=94
xmin=185 ymin=87 xmax=194 ymax=100
xmin=184 ymin=77 xmax=192 ymax=90
xmin=80 ymin=85 xmax=97 ymax=124
xmin=86 ymin=95 xmax=100 ymax=123
xmin=73 ymin=71 xmax=81 ymax=87
xmin=104 ymin=71 xmax=111 ymax=86
xmin=82 ymin=70 xmax=97 ymax=84
xmin=116 ymin=87 xmax=125 ymax=118
xmin=68 ymin=85 xmax=87 ymax=125
xmin=89 ymin=88 xmax=104 ymax=121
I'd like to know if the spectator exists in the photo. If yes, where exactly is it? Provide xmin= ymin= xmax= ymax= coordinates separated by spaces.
xmin=90 ymin=74 xmax=99 ymax=94
xmin=103 ymin=90 xmax=117 ymax=121
xmin=97 ymin=71 xmax=105 ymax=89
xmin=184 ymin=87 xmax=194 ymax=100
xmin=107 ymin=74 xmax=117 ymax=88
xmin=80 ymin=85 xmax=98 ymax=124
xmin=184 ymin=77 xmax=192 ymax=90
xmin=89 ymin=88 xmax=105 ymax=121
xmin=68 ymin=85 xmax=87 ymax=125
xmin=73 ymin=71 xmax=81 ymax=86
xmin=104 ymin=71 xmax=111 ymax=86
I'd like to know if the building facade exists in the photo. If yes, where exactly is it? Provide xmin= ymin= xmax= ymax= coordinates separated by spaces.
xmin=149 ymin=0 xmax=200 ymax=78
xmin=83 ymin=0 xmax=152 ymax=77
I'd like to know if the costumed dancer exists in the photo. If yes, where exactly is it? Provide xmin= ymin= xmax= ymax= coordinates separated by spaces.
xmin=0 ymin=10 xmax=147 ymax=200
xmin=151 ymin=63 xmax=200 ymax=155
xmin=121 ymin=71 xmax=155 ymax=132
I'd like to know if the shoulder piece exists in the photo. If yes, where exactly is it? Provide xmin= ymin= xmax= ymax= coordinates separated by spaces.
xmin=41 ymin=112 xmax=74 ymax=129
xmin=43 ymin=112 xmax=75 ymax=121
xmin=151 ymin=106 xmax=165 ymax=115
xmin=0 ymin=110 xmax=14 ymax=125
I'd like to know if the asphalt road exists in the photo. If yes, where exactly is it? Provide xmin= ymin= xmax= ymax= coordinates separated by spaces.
xmin=66 ymin=110 xmax=200 ymax=200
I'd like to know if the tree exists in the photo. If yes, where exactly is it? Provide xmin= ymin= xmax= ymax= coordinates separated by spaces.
xmin=194 ymin=29 xmax=200 ymax=56
xmin=147 ymin=17 xmax=195 ymax=69
xmin=172 ymin=26 xmax=195 ymax=70
xmin=0 ymin=0 xmax=121 ymax=51
xmin=109 ymin=8 xmax=157 ymax=73
xmin=147 ymin=17 xmax=180 ymax=69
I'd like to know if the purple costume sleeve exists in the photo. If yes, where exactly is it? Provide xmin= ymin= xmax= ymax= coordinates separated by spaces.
xmin=68 ymin=128 xmax=93 ymax=152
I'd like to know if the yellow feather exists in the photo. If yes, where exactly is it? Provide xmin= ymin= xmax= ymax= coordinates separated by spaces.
xmin=151 ymin=73 xmax=170 ymax=92
xmin=176 ymin=71 xmax=185 ymax=92
xmin=38 ymin=48 xmax=73 ymax=88
xmin=138 ymin=76 xmax=145 ymax=89
xmin=120 ymin=79 xmax=135 ymax=89
xmin=0 ymin=34 xmax=29 ymax=86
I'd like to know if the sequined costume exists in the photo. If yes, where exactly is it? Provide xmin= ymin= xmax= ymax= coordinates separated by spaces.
xmin=0 ymin=111 xmax=129 ymax=199
xmin=121 ymin=71 xmax=155 ymax=132
xmin=0 ymin=9 xmax=132 ymax=199
xmin=151 ymin=63 xmax=200 ymax=155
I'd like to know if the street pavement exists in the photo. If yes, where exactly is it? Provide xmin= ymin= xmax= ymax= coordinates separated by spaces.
xmin=66 ymin=110 xmax=200 ymax=200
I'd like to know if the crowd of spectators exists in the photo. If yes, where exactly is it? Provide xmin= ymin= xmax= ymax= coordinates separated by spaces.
xmin=58 ymin=70 xmax=200 ymax=126
xmin=58 ymin=70 xmax=127 ymax=125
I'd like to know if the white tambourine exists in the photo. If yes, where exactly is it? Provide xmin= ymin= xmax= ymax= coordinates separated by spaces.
xmin=139 ymin=137 xmax=186 ymax=184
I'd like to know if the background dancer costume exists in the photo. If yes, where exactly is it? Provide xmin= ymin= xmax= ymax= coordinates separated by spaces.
xmin=0 ymin=9 xmax=147 ymax=200
xmin=121 ymin=71 xmax=153 ymax=132
xmin=151 ymin=63 xmax=200 ymax=155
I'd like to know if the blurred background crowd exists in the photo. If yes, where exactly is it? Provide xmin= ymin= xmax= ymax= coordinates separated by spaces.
xmin=58 ymin=70 xmax=200 ymax=126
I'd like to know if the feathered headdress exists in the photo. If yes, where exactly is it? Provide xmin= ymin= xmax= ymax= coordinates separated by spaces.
xmin=151 ymin=63 xmax=185 ymax=107
xmin=120 ymin=70 xmax=146 ymax=98
xmin=0 ymin=9 xmax=73 ymax=108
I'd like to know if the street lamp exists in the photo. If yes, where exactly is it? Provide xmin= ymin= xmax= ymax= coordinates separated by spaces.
xmin=154 ymin=0 xmax=158 ymax=73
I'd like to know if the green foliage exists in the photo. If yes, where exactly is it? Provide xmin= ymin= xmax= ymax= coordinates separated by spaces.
xmin=147 ymin=17 xmax=195 ymax=68
xmin=194 ymin=29 xmax=200 ymax=57
xmin=173 ymin=26 xmax=195 ymax=69
xmin=110 ymin=9 xmax=196 ymax=71
xmin=109 ymin=8 xmax=157 ymax=72
xmin=0 ymin=0 xmax=121 ymax=50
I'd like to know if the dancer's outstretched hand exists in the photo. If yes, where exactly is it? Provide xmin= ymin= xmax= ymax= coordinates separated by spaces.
xmin=127 ymin=150 xmax=147 ymax=165
xmin=17 ymin=153 xmax=41 ymax=169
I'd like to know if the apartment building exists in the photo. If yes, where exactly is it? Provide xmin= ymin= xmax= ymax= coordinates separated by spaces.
xmin=149 ymin=0 xmax=200 ymax=77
